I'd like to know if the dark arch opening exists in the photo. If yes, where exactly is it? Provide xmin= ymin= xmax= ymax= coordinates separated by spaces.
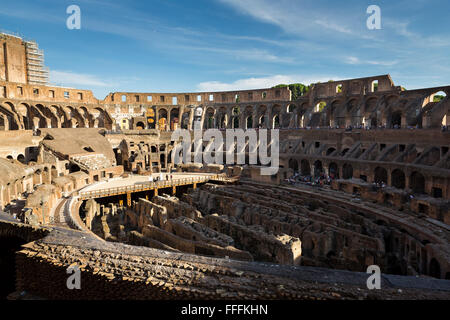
xmin=371 ymin=117 xmax=377 ymax=127
xmin=391 ymin=111 xmax=402 ymax=128
xmin=300 ymin=160 xmax=311 ymax=176
xmin=233 ymin=116 xmax=239 ymax=129
xmin=136 ymin=121 xmax=145 ymax=130
xmin=288 ymin=159 xmax=298 ymax=172
xmin=328 ymin=162 xmax=339 ymax=179
xmin=391 ymin=169 xmax=406 ymax=189
xmin=246 ymin=116 xmax=253 ymax=129
xmin=410 ymin=171 xmax=425 ymax=194
xmin=273 ymin=115 xmax=280 ymax=128
xmin=17 ymin=154 xmax=25 ymax=164
xmin=343 ymin=163 xmax=353 ymax=179
xmin=374 ymin=167 xmax=388 ymax=184
xmin=314 ymin=160 xmax=323 ymax=177
xmin=429 ymin=258 xmax=441 ymax=279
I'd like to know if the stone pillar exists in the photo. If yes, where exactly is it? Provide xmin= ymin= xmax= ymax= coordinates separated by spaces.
xmin=253 ymin=106 xmax=258 ymax=129
xmin=167 ymin=109 xmax=171 ymax=131
xmin=265 ymin=108 xmax=271 ymax=129
xmin=2 ymin=115 xmax=8 ymax=131
xmin=227 ymin=109 xmax=233 ymax=129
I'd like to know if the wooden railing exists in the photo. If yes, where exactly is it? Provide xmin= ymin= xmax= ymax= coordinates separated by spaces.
xmin=78 ymin=175 xmax=220 ymax=199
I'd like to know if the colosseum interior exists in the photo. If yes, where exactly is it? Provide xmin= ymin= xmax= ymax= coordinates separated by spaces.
xmin=0 ymin=32 xmax=449 ymax=300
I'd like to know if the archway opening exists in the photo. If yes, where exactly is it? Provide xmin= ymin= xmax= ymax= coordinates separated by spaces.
xmin=288 ymin=159 xmax=298 ymax=172
xmin=329 ymin=162 xmax=339 ymax=179
xmin=300 ymin=160 xmax=311 ymax=176
xmin=432 ymin=91 xmax=446 ymax=103
xmin=315 ymin=101 xmax=327 ymax=113
xmin=136 ymin=121 xmax=145 ymax=130
xmin=391 ymin=169 xmax=406 ymax=189
xmin=314 ymin=160 xmax=323 ymax=177
xmin=246 ymin=116 xmax=253 ymax=129
xmin=343 ymin=163 xmax=353 ymax=180
xmin=273 ymin=115 xmax=280 ymax=128
xmin=391 ymin=111 xmax=402 ymax=128
xmin=410 ymin=171 xmax=425 ymax=194
xmin=17 ymin=154 xmax=25 ymax=164
xmin=232 ymin=116 xmax=239 ymax=129
xmin=158 ymin=109 xmax=168 ymax=131
xmin=374 ymin=167 xmax=388 ymax=184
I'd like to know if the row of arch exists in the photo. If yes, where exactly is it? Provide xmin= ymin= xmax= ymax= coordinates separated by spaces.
xmin=1 ymin=89 xmax=448 ymax=132
xmin=288 ymin=159 xmax=428 ymax=195
xmin=0 ymin=101 xmax=113 ymax=131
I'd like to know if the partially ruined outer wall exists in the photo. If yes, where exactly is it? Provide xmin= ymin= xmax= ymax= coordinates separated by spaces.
xmin=0 ymin=35 xmax=27 ymax=84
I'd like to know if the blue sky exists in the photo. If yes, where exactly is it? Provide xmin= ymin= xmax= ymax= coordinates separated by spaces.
xmin=1 ymin=0 xmax=449 ymax=99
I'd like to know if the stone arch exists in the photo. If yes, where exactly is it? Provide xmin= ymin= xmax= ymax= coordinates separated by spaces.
xmin=365 ymin=97 xmax=378 ymax=112
xmin=77 ymin=107 xmax=91 ymax=127
xmin=328 ymin=162 xmax=339 ymax=179
xmin=17 ymin=154 xmax=25 ymax=164
xmin=391 ymin=169 xmax=406 ymax=189
xmin=272 ymin=104 xmax=282 ymax=128
xmin=180 ymin=110 xmax=190 ymax=129
xmin=231 ymin=106 xmax=240 ymax=129
xmin=204 ymin=107 xmax=215 ymax=129
xmin=343 ymin=163 xmax=353 ymax=179
xmin=288 ymin=159 xmax=298 ymax=172
xmin=0 ymin=104 xmax=20 ymax=130
xmin=410 ymin=171 xmax=425 ymax=194
xmin=391 ymin=110 xmax=402 ymax=128
xmin=300 ymin=159 xmax=311 ymax=176
xmin=272 ymin=114 xmax=280 ymax=129
xmin=374 ymin=167 xmax=388 ymax=184
xmin=257 ymin=105 xmax=267 ymax=128
xmin=219 ymin=113 xmax=227 ymax=129
xmin=330 ymin=100 xmax=345 ymax=127
xmin=313 ymin=160 xmax=323 ymax=177
xmin=315 ymin=101 xmax=327 ymax=113
xmin=136 ymin=121 xmax=145 ymax=130
xmin=158 ymin=108 xmax=168 ymax=131
xmin=170 ymin=107 xmax=180 ymax=130
xmin=66 ymin=106 xmax=86 ymax=128
xmin=246 ymin=115 xmax=253 ymax=129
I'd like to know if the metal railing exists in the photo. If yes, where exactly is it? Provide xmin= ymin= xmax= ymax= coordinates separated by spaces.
xmin=78 ymin=175 xmax=219 ymax=199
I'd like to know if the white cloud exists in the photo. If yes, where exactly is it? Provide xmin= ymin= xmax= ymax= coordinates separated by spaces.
xmin=345 ymin=56 xmax=398 ymax=66
xmin=49 ymin=70 xmax=112 ymax=88
xmin=217 ymin=0 xmax=363 ymax=38
xmin=196 ymin=74 xmax=340 ymax=92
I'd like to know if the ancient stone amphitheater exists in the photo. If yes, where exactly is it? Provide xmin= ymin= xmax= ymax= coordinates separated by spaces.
xmin=0 ymin=33 xmax=449 ymax=300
